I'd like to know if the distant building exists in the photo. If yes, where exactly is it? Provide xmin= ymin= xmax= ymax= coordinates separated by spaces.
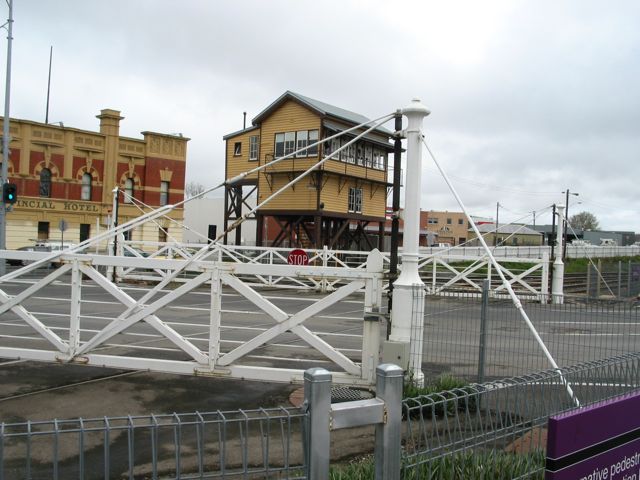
xmin=367 ymin=209 xmax=489 ymax=249
xmin=183 ymin=196 xmax=256 ymax=245
xmin=582 ymin=230 xmax=635 ymax=246
xmin=529 ymin=225 xmax=636 ymax=247
xmin=1 ymin=110 xmax=188 ymax=249
xmin=468 ymin=224 xmax=544 ymax=246
xmin=421 ymin=210 xmax=471 ymax=246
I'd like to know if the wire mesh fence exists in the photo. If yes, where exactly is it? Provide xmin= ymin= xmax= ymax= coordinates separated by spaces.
xmin=0 ymin=408 xmax=307 ymax=480
xmin=402 ymin=352 xmax=640 ymax=479
xmin=421 ymin=292 xmax=640 ymax=382
xmin=585 ymin=261 xmax=640 ymax=299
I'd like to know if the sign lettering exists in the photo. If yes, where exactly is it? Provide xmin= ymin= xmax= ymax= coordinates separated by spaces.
xmin=15 ymin=199 xmax=100 ymax=212
xmin=287 ymin=249 xmax=309 ymax=266
xmin=546 ymin=391 xmax=640 ymax=479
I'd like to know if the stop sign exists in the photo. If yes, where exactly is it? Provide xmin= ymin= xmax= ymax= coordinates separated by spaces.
xmin=287 ymin=248 xmax=309 ymax=266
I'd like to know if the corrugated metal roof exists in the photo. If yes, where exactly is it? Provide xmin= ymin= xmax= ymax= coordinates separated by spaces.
xmin=471 ymin=224 xmax=542 ymax=235
xmin=252 ymin=91 xmax=394 ymax=137
xmin=323 ymin=119 xmax=393 ymax=150
xmin=222 ymin=125 xmax=259 ymax=140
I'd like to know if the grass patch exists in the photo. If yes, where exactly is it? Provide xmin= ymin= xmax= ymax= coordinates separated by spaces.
xmin=329 ymin=450 xmax=545 ymax=479
xmin=565 ymin=256 xmax=640 ymax=274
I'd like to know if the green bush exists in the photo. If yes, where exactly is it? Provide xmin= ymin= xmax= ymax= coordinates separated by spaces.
xmin=403 ymin=375 xmax=479 ymax=420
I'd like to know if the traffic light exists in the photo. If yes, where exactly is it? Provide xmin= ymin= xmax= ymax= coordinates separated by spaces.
xmin=2 ymin=183 xmax=17 ymax=204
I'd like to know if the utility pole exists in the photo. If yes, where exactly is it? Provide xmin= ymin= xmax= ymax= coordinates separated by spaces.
xmin=532 ymin=210 xmax=536 ymax=228
xmin=494 ymin=202 xmax=500 ymax=246
xmin=387 ymin=110 xmax=403 ymax=330
xmin=562 ymin=189 xmax=579 ymax=261
xmin=0 ymin=0 xmax=14 ymax=277
xmin=45 ymin=46 xmax=52 ymax=124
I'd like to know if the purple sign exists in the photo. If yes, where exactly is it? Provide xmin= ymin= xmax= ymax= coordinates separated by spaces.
xmin=546 ymin=390 xmax=640 ymax=479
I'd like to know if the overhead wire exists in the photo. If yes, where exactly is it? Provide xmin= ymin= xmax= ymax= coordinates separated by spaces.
xmin=421 ymin=134 xmax=580 ymax=406
xmin=74 ymin=113 xmax=397 ymax=355
xmin=0 ymin=112 xmax=395 ymax=283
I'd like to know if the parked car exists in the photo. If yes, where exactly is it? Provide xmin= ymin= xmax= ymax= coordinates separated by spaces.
xmin=571 ymin=239 xmax=591 ymax=246
xmin=7 ymin=245 xmax=49 ymax=266
xmin=599 ymin=239 xmax=617 ymax=247
xmin=123 ymin=247 xmax=150 ymax=258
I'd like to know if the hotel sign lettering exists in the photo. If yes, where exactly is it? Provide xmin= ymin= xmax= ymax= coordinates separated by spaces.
xmin=16 ymin=199 xmax=100 ymax=213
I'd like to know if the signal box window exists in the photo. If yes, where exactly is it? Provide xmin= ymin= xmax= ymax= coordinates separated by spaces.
xmin=233 ymin=142 xmax=242 ymax=156
xmin=249 ymin=136 xmax=259 ymax=161
xmin=275 ymin=130 xmax=319 ymax=158
xmin=348 ymin=187 xmax=363 ymax=213
xmin=308 ymin=130 xmax=318 ymax=156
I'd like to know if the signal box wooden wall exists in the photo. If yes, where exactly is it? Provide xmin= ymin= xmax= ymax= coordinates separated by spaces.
xmin=223 ymin=92 xmax=394 ymax=250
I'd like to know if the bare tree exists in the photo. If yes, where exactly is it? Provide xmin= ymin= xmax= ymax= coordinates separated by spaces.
xmin=185 ymin=181 xmax=205 ymax=199
xmin=569 ymin=211 xmax=600 ymax=230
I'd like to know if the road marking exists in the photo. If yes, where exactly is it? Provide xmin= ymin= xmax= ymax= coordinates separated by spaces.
xmin=541 ymin=321 xmax=640 ymax=325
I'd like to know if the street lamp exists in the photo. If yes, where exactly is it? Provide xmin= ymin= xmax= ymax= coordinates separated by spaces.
xmin=562 ymin=189 xmax=579 ymax=260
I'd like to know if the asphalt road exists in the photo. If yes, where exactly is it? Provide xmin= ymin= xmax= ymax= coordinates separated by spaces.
xmin=0 ymin=266 xmax=637 ymax=419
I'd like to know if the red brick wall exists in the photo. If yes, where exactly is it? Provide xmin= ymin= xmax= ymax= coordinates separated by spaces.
xmin=143 ymin=157 xmax=186 ymax=206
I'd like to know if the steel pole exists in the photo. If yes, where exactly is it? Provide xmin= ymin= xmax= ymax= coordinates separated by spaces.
xmin=303 ymin=367 xmax=331 ymax=480
xmin=552 ymin=205 xmax=565 ymax=304
xmin=0 ymin=0 xmax=14 ymax=276
xmin=389 ymin=99 xmax=429 ymax=385
xmin=387 ymin=111 xmax=403 ymax=326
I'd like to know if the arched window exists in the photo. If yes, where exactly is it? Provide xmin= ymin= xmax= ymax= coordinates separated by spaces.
xmin=81 ymin=172 xmax=92 ymax=201
xmin=124 ymin=178 xmax=134 ymax=203
xmin=40 ymin=168 xmax=52 ymax=197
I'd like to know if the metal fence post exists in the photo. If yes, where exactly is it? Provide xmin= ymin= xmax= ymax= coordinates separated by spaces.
xmin=303 ymin=368 xmax=331 ymax=480
xmin=375 ymin=364 xmax=404 ymax=480
xmin=618 ymin=260 xmax=622 ymax=298
xmin=477 ymin=279 xmax=490 ymax=383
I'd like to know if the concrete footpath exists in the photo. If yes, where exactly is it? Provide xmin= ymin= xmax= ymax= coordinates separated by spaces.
xmin=0 ymin=360 xmax=377 ymax=478
xmin=0 ymin=360 xmax=298 ymax=422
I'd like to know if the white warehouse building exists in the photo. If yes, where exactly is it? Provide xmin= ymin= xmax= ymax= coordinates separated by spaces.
xmin=182 ymin=196 xmax=257 ymax=245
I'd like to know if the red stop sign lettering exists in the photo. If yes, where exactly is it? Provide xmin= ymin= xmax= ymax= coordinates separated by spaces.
xmin=287 ymin=249 xmax=309 ymax=266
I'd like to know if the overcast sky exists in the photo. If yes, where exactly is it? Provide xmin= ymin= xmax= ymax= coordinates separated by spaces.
xmin=5 ymin=0 xmax=639 ymax=231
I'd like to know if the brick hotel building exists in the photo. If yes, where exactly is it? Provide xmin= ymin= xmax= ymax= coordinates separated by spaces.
xmin=0 ymin=109 xmax=188 ymax=249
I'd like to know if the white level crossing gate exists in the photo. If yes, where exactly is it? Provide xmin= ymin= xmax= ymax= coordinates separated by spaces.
xmin=0 ymin=249 xmax=385 ymax=386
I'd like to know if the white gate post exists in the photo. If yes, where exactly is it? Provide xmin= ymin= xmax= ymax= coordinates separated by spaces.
xmin=552 ymin=205 xmax=565 ymax=304
xmin=208 ymin=268 xmax=222 ymax=368
xmin=362 ymin=249 xmax=384 ymax=383
xmin=69 ymin=259 xmax=82 ymax=356
xmin=389 ymin=99 xmax=430 ymax=385
xmin=541 ymin=251 xmax=550 ymax=303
